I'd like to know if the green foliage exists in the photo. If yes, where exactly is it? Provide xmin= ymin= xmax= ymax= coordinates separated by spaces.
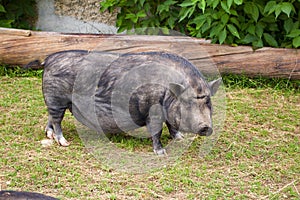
xmin=100 ymin=0 xmax=300 ymax=48
xmin=0 ymin=65 xmax=43 ymax=78
xmin=0 ymin=0 xmax=36 ymax=29
xmin=222 ymin=74 xmax=300 ymax=92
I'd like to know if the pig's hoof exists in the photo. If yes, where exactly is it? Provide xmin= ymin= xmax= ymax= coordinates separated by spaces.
xmin=54 ymin=136 xmax=70 ymax=147
xmin=154 ymin=148 xmax=167 ymax=156
xmin=59 ymin=138 xmax=70 ymax=146
xmin=174 ymin=131 xmax=184 ymax=140
xmin=46 ymin=129 xmax=54 ymax=139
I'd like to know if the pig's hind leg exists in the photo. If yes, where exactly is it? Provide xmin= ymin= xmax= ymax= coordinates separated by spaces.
xmin=45 ymin=118 xmax=54 ymax=139
xmin=45 ymin=105 xmax=70 ymax=146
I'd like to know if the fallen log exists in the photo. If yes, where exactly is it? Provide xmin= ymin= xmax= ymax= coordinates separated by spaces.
xmin=0 ymin=27 xmax=299 ymax=79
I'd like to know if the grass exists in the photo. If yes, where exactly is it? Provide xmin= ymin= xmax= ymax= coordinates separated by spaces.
xmin=0 ymin=66 xmax=299 ymax=199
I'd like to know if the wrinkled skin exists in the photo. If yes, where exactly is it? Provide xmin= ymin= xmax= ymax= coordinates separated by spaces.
xmin=41 ymin=50 xmax=221 ymax=155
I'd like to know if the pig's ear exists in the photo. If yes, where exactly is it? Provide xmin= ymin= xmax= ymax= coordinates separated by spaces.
xmin=169 ymin=83 xmax=186 ymax=97
xmin=208 ymin=78 xmax=222 ymax=96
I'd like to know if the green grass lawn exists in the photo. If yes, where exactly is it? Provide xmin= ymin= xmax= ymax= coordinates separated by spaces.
xmin=0 ymin=67 xmax=299 ymax=199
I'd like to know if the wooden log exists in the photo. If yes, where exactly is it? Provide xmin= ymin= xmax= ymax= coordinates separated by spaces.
xmin=0 ymin=27 xmax=299 ymax=79
xmin=0 ymin=27 xmax=31 ymax=36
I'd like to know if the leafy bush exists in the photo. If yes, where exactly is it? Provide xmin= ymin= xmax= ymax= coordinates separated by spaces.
xmin=100 ymin=0 xmax=300 ymax=48
xmin=0 ymin=0 xmax=36 ymax=29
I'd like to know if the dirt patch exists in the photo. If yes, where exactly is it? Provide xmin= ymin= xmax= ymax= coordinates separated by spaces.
xmin=54 ymin=0 xmax=117 ymax=25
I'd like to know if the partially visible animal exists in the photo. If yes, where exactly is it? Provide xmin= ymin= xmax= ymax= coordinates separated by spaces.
xmin=0 ymin=190 xmax=58 ymax=200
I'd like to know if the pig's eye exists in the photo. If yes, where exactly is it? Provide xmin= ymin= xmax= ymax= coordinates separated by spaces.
xmin=195 ymin=95 xmax=207 ymax=99
xmin=196 ymin=96 xmax=211 ymax=105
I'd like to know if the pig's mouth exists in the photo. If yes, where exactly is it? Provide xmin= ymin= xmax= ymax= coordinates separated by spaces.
xmin=198 ymin=126 xmax=213 ymax=136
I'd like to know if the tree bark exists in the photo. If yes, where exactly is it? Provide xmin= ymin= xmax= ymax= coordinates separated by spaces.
xmin=0 ymin=27 xmax=299 ymax=79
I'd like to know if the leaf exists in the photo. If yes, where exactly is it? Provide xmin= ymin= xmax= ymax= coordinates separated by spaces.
xmin=261 ymin=15 xmax=276 ymax=24
xmin=264 ymin=1 xmax=276 ymax=15
xmin=210 ymin=24 xmax=224 ymax=38
xmin=179 ymin=4 xmax=196 ymax=22
xmin=247 ymin=24 xmax=256 ymax=35
xmin=198 ymin=0 xmax=206 ymax=13
xmin=0 ymin=19 xmax=14 ymax=28
xmin=227 ymin=0 xmax=233 ymax=9
xmin=221 ymin=1 xmax=231 ymax=14
xmin=0 ymin=5 xmax=5 ymax=13
xmin=275 ymin=5 xmax=281 ymax=19
xmin=241 ymin=34 xmax=258 ymax=44
xmin=161 ymin=27 xmax=170 ymax=35
xmin=253 ymin=39 xmax=264 ymax=49
xmin=292 ymin=21 xmax=299 ymax=31
xmin=292 ymin=36 xmax=300 ymax=48
xmin=230 ymin=9 xmax=238 ymax=16
xmin=137 ymin=10 xmax=146 ymax=18
xmin=124 ymin=13 xmax=134 ymax=20
xmin=188 ymin=5 xmax=196 ymax=18
xmin=284 ymin=18 xmax=294 ymax=34
xmin=156 ymin=0 xmax=177 ymax=14
xmin=165 ymin=0 xmax=178 ymax=6
xmin=221 ymin=14 xmax=229 ymax=25
xmin=219 ymin=28 xmax=227 ymax=44
xmin=212 ymin=0 xmax=220 ymax=9
xmin=280 ymin=2 xmax=294 ymax=17
xmin=157 ymin=4 xmax=169 ymax=14
xmin=201 ymin=22 xmax=211 ymax=33
xmin=167 ymin=17 xmax=175 ymax=29
xmin=191 ymin=15 xmax=207 ymax=29
xmin=227 ymin=24 xmax=240 ymax=38
xmin=206 ymin=0 xmax=214 ymax=7
xmin=255 ymin=22 xmax=265 ymax=38
xmin=179 ymin=0 xmax=194 ymax=7
xmin=196 ymin=31 xmax=202 ymax=38
xmin=139 ymin=0 xmax=146 ymax=7
xmin=233 ymin=0 xmax=243 ymax=6
xmin=179 ymin=7 xmax=190 ymax=22
xmin=116 ymin=15 xmax=124 ymax=27
xmin=125 ymin=13 xmax=136 ymax=22
xmin=263 ymin=33 xmax=278 ymax=47
xmin=229 ymin=17 xmax=240 ymax=28
xmin=244 ymin=2 xmax=259 ymax=22
xmin=286 ymin=29 xmax=300 ymax=37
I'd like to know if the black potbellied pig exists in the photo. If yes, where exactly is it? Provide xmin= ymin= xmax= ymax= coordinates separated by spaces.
xmin=0 ymin=190 xmax=59 ymax=200
xmin=38 ymin=50 xmax=221 ymax=155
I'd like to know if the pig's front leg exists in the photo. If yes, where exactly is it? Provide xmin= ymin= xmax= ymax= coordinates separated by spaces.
xmin=146 ymin=105 xmax=166 ymax=155
xmin=151 ymin=130 xmax=166 ymax=155
xmin=166 ymin=121 xmax=184 ymax=140
xmin=147 ymin=122 xmax=165 ymax=155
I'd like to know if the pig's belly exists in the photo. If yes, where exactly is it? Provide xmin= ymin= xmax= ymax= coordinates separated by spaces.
xmin=74 ymin=96 xmax=148 ymax=134
xmin=94 ymin=105 xmax=146 ymax=134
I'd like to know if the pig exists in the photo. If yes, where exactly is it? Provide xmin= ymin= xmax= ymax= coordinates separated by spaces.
xmin=0 ymin=190 xmax=58 ymax=200
xmin=39 ymin=50 xmax=221 ymax=155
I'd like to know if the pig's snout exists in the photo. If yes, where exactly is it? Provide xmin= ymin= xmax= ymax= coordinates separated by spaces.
xmin=198 ymin=126 xmax=213 ymax=136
